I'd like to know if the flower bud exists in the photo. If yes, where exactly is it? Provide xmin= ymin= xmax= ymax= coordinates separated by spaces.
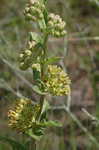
xmin=48 ymin=13 xmax=67 ymax=37
xmin=19 ymin=53 xmax=24 ymax=58
xmin=19 ymin=39 xmax=38 ymax=70
xmin=24 ymin=1 xmax=45 ymax=21
xmin=25 ymin=50 xmax=32 ymax=56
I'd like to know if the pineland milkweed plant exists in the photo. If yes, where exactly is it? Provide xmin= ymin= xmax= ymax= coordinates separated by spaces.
xmin=7 ymin=0 xmax=71 ymax=149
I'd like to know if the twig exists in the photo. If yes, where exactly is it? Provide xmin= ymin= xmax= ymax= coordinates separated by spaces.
xmin=0 ymin=57 xmax=38 ymax=93
xmin=0 ymin=79 xmax=24 ymax=98
xmin=82 ymin=108 xmax=99 ymax=123
xmin=51 ymin=105 xmax=99 ymax=148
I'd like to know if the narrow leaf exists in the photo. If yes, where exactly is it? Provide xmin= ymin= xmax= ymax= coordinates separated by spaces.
xmin=26 ymin=129 xmax=42 ymax=141
xmin=33 ymin=68 xmax=41 ymax=81
xmin=38 ymin=19 xmax=46 ymax=31
xmin=43 ymin=120 xmax=62 ymax=127
xmin=32 ymin=85 xmax=47 ymax=95
xmin=45 ymin=57 xmax=63 ymax=65
xmin=29 ymin=32 xmax=41 ymax=42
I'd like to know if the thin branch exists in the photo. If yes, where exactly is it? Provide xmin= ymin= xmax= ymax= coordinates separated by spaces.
xmin=51 ymin=105 xmax=99 ymax=148
xmin=0 ymin=79 xmax=24 ymax=98
xmin=0 ymin=57 xmax=38 ymax=93
xmin=82 ymin=108 xmax=99 ymax=123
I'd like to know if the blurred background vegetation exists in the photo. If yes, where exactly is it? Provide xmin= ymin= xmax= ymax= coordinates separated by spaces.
xmin=0 ymin=0 xmax=99 ymax=149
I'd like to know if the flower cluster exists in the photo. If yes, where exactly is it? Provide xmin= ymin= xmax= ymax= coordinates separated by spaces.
xmin=45 ymin=65 xmax=71 ymax=96
xmin=8 ymin=98 xmax=40 ymax=132
xmin=19 ymin=40 xmax=37 ymax=70
xmin=32 ymin=64 xmax=71 ymax=96
xmin=47 ymin=13 xmax=66 ymax=37
xmin=24 ymin=0 xmax=45 ymax=21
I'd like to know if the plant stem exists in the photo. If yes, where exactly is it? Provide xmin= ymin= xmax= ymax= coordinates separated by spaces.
xmin=30 ymin=32 xmax=48 ymax=150
xmin=39 ymin=33 xmax=48 ymax=118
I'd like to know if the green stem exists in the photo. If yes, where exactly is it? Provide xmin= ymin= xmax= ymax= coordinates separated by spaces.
xmin=30 ymin=30 xmax=48 ymax=149
xmin=37 ymin=33 xmax=48 ymax=120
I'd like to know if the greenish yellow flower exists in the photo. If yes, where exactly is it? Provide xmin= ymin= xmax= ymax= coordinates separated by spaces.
xmin=44 ymin=65 xmax=71 ymax=96
xmin=48 ymin=13 xmax=67 ymax=37
xmin=8 ymin=98 xmax=40 ymax=133
xmin=32 ymin=63 xmax=71 ymax=96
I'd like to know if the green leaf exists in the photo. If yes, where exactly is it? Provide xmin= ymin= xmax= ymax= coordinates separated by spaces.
xmin=39 ymin=100 xmax=50 ymax=121
xmin=41 ymin=100 xmax=50 ymax=116
xmin=45 ymin=57 xmax=63 ymax=65
xmin=0 ymin=136 xmax=26 ymax=150
xmin=38 ymin=19 xmax=46 ymax=31
xmin=32 ymin=85 xmax=47 ymax=95
xmin=26 ymin=129 xmax=42 ymax=141
xmin=33 ymin=126 xmax=45 ymax=136
xmin=33 ymin=68 xmax=41 ymax=82
xmin=43 ymin=8 xmax=48 ymax=24
xmin=26 ymin=126 xmax=45 ymax=141
xmin=29 ymin=32 xmax=42 ymax=43
xmin=43 ymin=120 xmax=62 ymax=127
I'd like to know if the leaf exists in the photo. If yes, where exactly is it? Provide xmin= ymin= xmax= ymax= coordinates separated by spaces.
xmin=32 ymin=85 xmax=47 ymax=95
xmin=29 ymin=32 xmax=42 ymax=43
xmin=45 ymin=57 xmax=63 ymax=65
xmin=33 ymin=68 xmax=41 ymax=82
xmin=26 ymin=129 xmax=41 ymax=141
xmin=43 ymin=120 xmax=62 ymax=127
xmin=33 ymin=126 xmax=45 ymax=136
xmin=38 ymin=99 xmax=50 ymax=121
xmin=0 ymin=136 xmax=26 ymax=150
xmin=26 ymin=127 xmax=44 ymax=141
xmin=41 ymin=100 xmax=50 ymax=116
xmin=38 ymin=19 xmax=46 ymax=31
xmin=43 ymin=8 xmax=48 ymax=24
